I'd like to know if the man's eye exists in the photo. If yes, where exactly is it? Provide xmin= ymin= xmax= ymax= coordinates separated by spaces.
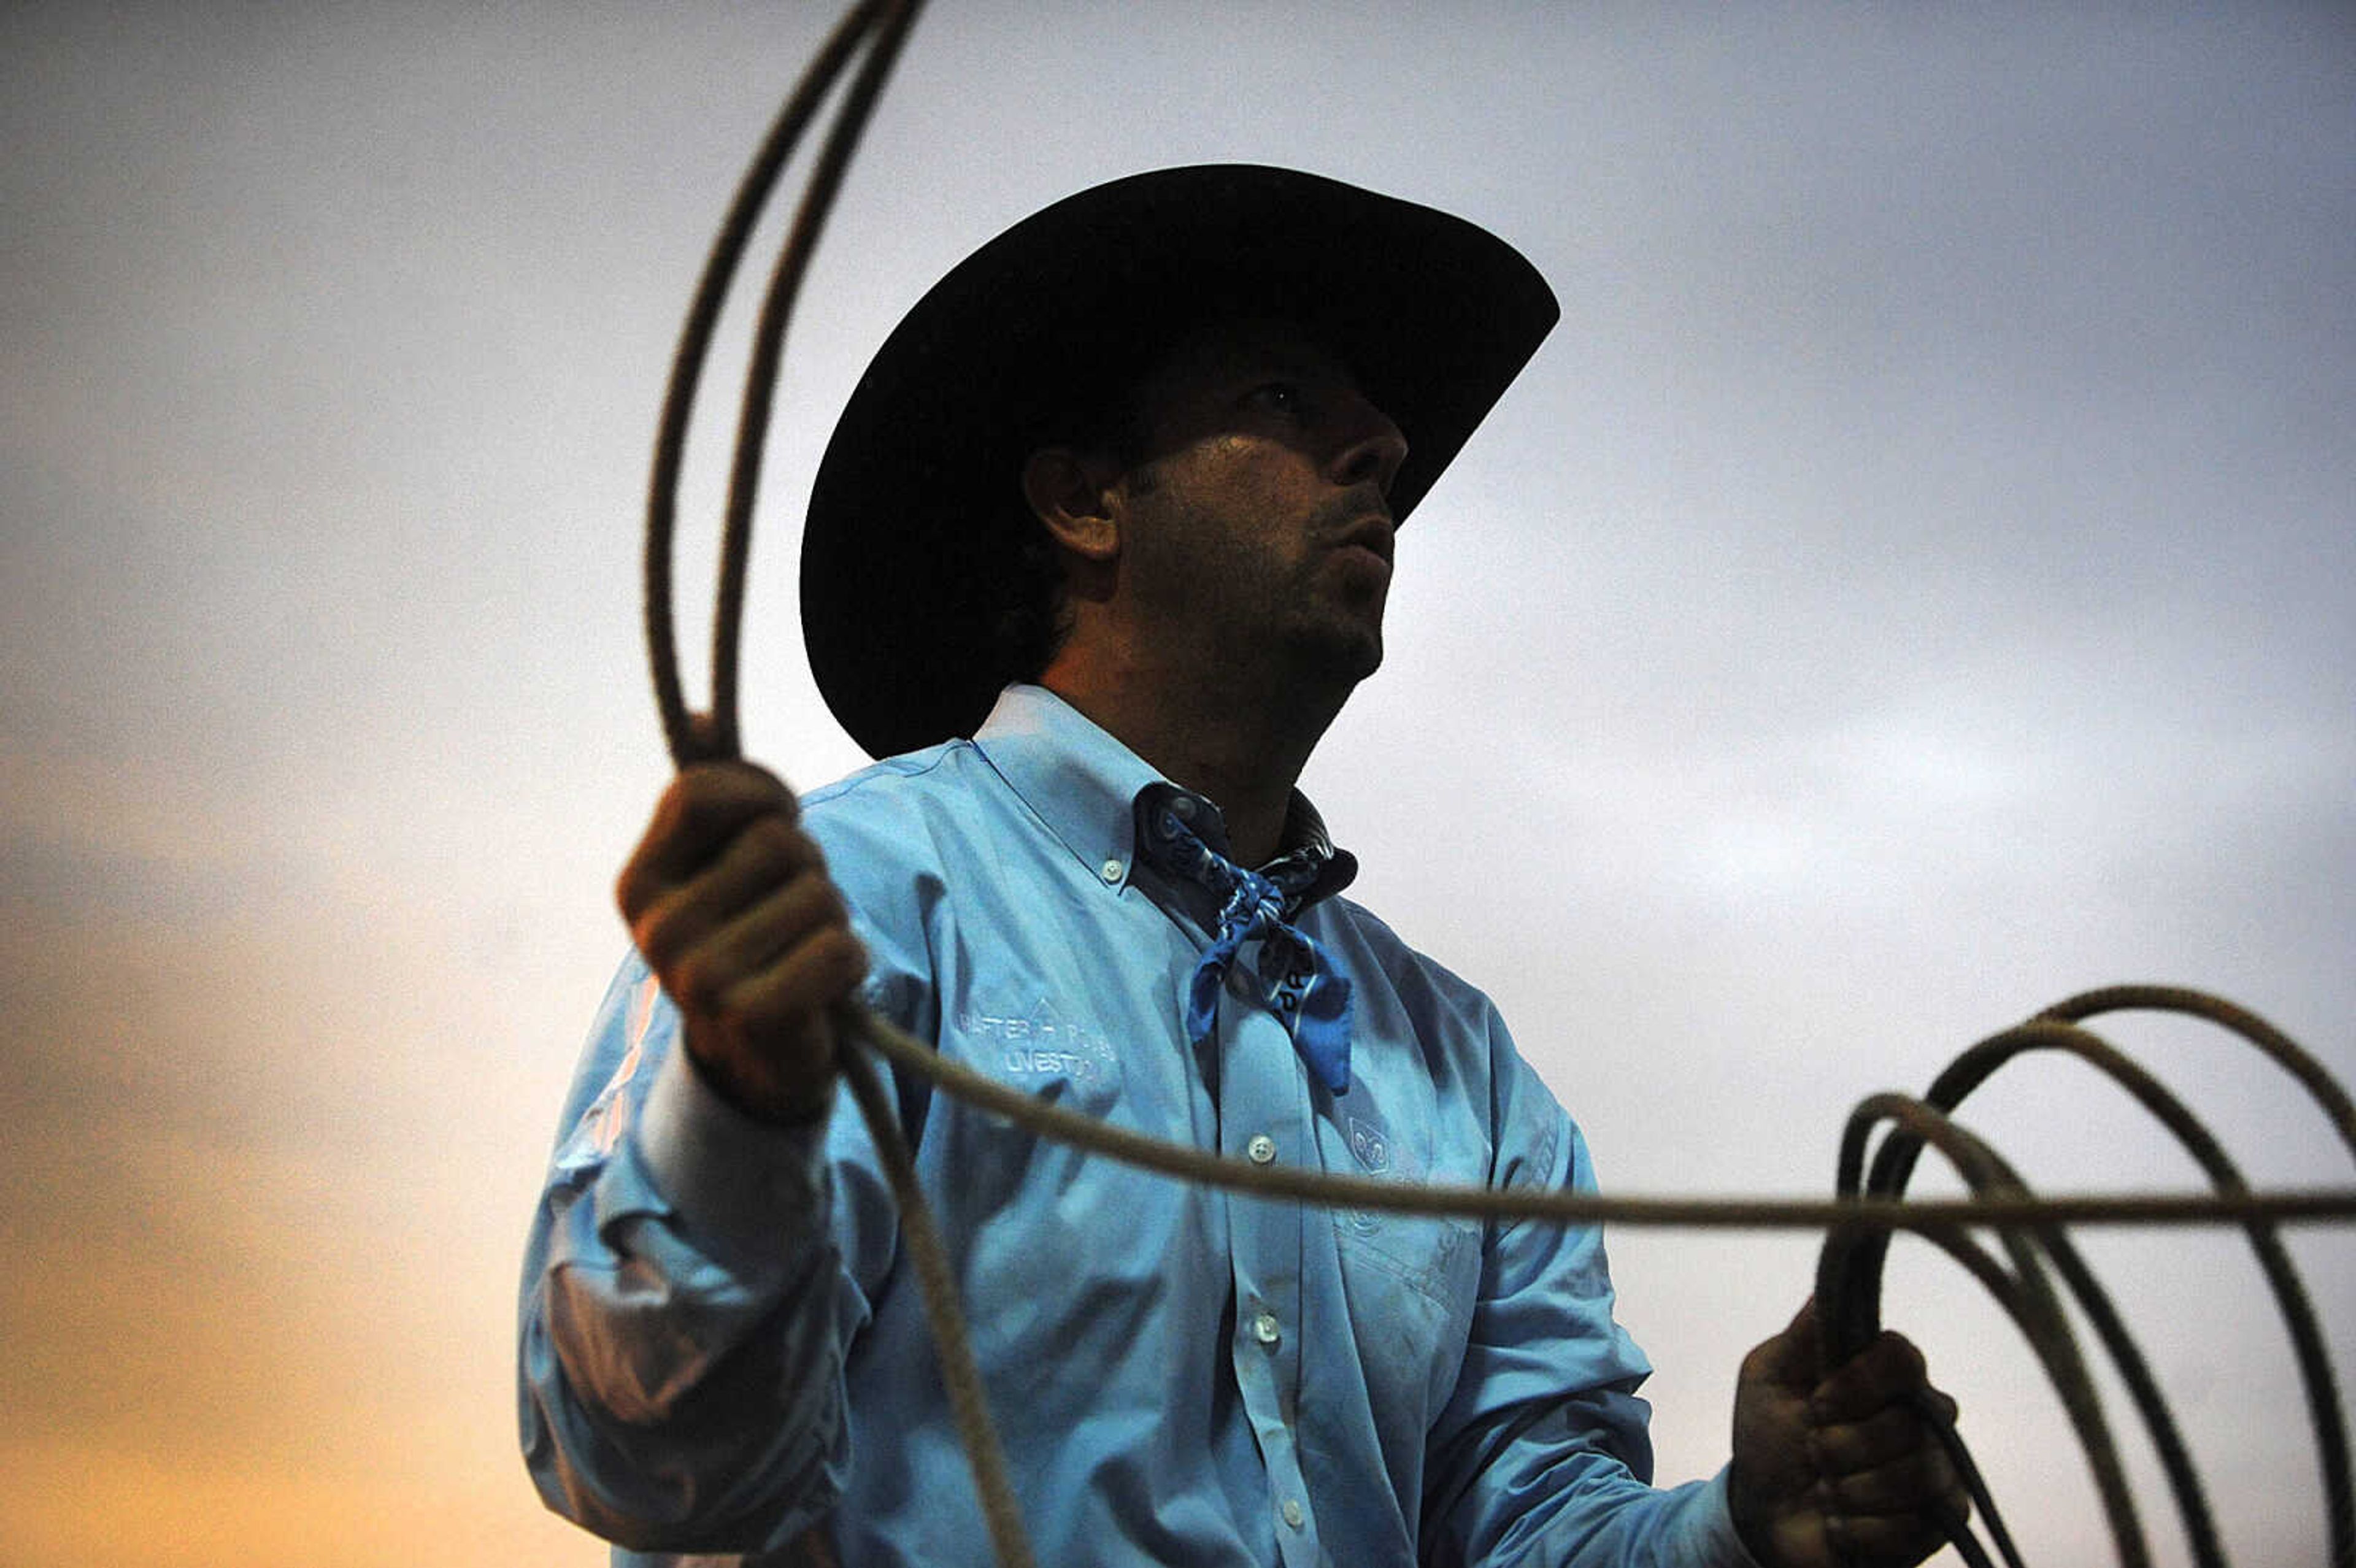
xmin=1248 ymin=382 xmax=1304 ymax=415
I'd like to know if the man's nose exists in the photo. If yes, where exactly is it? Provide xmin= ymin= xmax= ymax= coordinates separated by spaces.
xmin=1328 ymin=394 xmax=1409 ymax=498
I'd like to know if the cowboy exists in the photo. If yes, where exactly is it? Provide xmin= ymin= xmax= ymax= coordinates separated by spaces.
xmin=522 ymin=165 xmax=1963 ymax=1567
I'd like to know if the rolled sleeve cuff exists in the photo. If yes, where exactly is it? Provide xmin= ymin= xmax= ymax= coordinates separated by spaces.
xmin=634 ymin=1045 xmax=832 ymax=1274
xmin=1700 ymin=1466 xmax=1771 ymax=1568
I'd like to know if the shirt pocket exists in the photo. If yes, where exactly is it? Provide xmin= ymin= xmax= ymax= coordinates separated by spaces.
xmin=1333 ymin=1212 xmax=1483 ymax=1421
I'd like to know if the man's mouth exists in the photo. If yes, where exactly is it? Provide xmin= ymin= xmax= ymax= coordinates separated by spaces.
xmin=1330 ymin=512 xmax=1396 ymax=566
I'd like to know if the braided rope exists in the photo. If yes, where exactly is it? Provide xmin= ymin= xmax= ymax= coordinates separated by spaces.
xmin=846 ymin=1005 xmax=2352 ymax=1228
xmin=633 ymin=5 xmax=2356 ymax=1564
xmin=636 ymin=6 xmax=1042 ymax=1562
xmin=1820 ymin=997 xmax=2356 ymax=1567
xmin=1835 ymin=1094 xmax=2150 ymax=1565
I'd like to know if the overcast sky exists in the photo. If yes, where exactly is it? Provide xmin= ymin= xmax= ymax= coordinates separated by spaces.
xmin=2 ymin=4 xmax=2350 ymax=1564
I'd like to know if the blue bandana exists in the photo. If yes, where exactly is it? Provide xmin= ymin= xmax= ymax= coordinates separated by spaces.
xmin=1141 ymin=795 xmax=1354 ymax=1095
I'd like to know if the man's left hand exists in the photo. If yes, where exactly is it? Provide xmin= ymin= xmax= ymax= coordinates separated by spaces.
xmin=1728 ymin=1299 xmax=1967 ymax=1568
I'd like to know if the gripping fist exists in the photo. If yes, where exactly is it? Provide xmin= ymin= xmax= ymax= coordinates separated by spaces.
xmin=1730 ymin=1299 xmax=1968 ymax=1568
xmin=615 ymin=762 xmax=867 ymax=1124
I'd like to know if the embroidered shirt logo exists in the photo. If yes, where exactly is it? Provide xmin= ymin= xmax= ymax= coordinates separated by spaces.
xmin=959 ymin=996 xmax=1116 ymax=1085
xmin=1341 ymin=1113 xmax=1398 ymax=1234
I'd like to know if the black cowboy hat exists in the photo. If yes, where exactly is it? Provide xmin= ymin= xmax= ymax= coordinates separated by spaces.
xmin=801 ymin=163 xmax=1560 ymax=759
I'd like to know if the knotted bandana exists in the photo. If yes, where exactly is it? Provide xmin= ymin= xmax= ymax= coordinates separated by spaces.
xmin=1141 ymin=796 xmax=1353 ymax=1095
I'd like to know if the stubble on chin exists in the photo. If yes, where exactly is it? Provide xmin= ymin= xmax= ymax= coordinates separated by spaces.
xmin=1288 ymin=598 xmax=1385 ymax=690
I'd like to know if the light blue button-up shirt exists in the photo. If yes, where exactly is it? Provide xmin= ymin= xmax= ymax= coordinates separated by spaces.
xmin=521 ymin=685 xmax=1759 ymax=1566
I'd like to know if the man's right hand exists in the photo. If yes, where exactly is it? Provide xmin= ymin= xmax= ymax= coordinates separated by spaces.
xmin=616 ymin=762 xmax=868 ymax=1124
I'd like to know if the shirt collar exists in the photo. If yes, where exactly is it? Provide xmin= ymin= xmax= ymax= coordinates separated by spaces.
xmin=971 ymin=683 xmax=1359 ymax=907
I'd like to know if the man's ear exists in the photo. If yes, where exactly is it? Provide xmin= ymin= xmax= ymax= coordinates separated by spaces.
xmin=1021 ymin=446 xmax=1122 ymax=564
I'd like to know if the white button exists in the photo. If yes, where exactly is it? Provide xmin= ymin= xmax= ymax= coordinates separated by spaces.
xmin=1252 ymin=1312 xmax=1281 ymax=1347
xmin=1099 ymin=857 xmax=1123 ymax=882
xmin=1281 ymin=1499 xmax=1305 ymax=1530
xmin=1172 ymin=795 xmax=1198 ymax=820
xmin=1245 ymin=1134 xmax=1277 ymax=1164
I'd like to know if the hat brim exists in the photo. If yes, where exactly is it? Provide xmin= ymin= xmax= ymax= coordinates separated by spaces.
xmin=801 ymin=163 xmax=1560 ymax=759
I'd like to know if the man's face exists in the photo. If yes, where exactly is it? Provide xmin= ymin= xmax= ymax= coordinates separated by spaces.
xmin=1107 ymin=318 xmax=1409 ymax=686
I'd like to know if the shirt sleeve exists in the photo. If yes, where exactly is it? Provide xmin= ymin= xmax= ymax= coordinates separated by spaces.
xmin=515 ymin=950 xmax=857 ymax=1555
xmin=1420 ymin=1013 xmax=1768 ymax=1568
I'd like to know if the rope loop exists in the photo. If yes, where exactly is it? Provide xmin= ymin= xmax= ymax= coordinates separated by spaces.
xmin=644 ymin=0 xmax=928 ymax=771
